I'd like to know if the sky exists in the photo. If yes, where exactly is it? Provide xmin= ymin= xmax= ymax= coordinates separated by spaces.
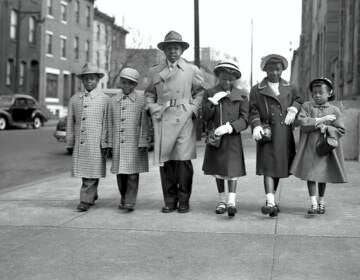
xmin=95 ymin=0 xmax=302 ymax=88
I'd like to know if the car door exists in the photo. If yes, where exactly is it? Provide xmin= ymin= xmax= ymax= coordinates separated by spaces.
xmin=11 ymin=98 xmax=28 ymax=122
xmin=25 ymin=98 xmax=36 ymax=121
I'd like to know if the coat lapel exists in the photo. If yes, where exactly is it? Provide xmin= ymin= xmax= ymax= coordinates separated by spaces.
xmin=258 ymin=79 xmax=280 ymax=103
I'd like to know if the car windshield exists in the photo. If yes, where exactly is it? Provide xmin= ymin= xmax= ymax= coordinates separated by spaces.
xmin=0 ymin=96 xmax=14 ymax=106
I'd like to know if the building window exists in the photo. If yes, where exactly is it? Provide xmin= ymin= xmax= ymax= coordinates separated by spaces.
xmin=86 ymin=6 xmax=91 ymax=28
xmin=61 ymin=1 xmax=67 ymax=23
xmin=47 ymin=0 xmax=53 ymax=17
xmin=85 ymin=40 xmax=90 ymax=62
xmin=96 ymin=51 xmax=100 ymax=67
xmin=97 ymin=24 xmax=101 ymax=40
xmin=46 ymin=73 xmax=58 ymax=98
xmin=6 ymin=59 xmax=14 ymax=86
xmin=75 ymin=0 xmax=80 ymax=23
xmin=74 ymin=36 xmax=79 ymax=60
xmin=46 ymin=31 xmax=53 ymax=55
xmin=60 ymin=36 xmax=67 ymax=59
xmin=29 ymin=17 xmax=36 ymax=44
xmin=19 ymin=62 xmax=26 ymax=87
xmin=10 ymin=10 xmax=18 ymax=40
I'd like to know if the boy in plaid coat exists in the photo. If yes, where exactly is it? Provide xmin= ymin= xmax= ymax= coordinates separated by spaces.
xmin=108 ymin=67 xmax=150 ymax=211
xmin=66 ymin=63 xmax=111 ymax=212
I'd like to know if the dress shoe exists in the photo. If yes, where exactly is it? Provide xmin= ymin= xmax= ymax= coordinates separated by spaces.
xmin=227 ymin=205 xmax=237 ymax=217
xmin=161 ymin=205 xmax=177 ymax=213
xmin=178 ymin=202 xmax=190 ymax=213
xmin=76 ymin=202 xmax=91 ymax=212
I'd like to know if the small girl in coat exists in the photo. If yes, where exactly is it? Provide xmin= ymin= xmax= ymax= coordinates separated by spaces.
xmin=291 ymin=78 xmax=347 ymax=215
xmin=202 ymin=61 xmax=249 ymax=217
xmin=108 ymin=67 xmax=150 ymax=212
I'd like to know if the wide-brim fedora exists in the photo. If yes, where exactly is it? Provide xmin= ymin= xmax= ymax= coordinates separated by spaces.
xmin=214 ymin=61 xmax=241 ymax=79
xmin=157 ymin=30 xmax=189 ymax=51
xmin=77 ymin=63 xmax=105 ymax=79
xmin=260 ymin=54 xmax=288 ymax=71
xmin=119 ymin=67 xmax=140 ymax=83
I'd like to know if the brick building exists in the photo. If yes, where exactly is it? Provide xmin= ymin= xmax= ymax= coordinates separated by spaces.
xmin=292 ymin=0 xmax=360 ymax=160
xmin=0 ymin=0 xmax=41 ymax=99
xmin=92 ymin=8 xmax=114 ymax=89
xmin=39 ymin=0 xmax=95 ymax=117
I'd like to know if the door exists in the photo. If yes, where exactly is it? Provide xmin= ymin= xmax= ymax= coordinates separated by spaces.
xmin=25 ymin=98 xmax=37 ymax=121
xmin=11 ymin=98 xmax=28 ymax=122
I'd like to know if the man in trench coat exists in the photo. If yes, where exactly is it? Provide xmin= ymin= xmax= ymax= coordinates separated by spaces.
xmin=66 ymin=63 xmax=110 ymax=212
xmin=145 ymin=31 xmax=204 ymax=213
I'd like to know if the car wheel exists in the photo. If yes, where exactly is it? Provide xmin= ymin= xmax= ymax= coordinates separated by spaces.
xmin=32 ymin=116 xmax=42 ymax=129
xmin=0 ymin=117 xmax=7 ymax=130
xmin=66 ymin=147 xmax=73 ymax=155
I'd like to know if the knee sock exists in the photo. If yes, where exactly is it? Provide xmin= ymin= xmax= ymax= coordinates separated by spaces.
xmin=218 ymin=192 xmax=226 ymax=203
xmin=318 ymin=196 xmax=325 ymax=205
xmin=266 ymin=193 xmax=275 ymax=206
xmin=310 ymin=196 xmax=317 ymax=206
xmin=228 ymin=192 xmax=236 ymax=206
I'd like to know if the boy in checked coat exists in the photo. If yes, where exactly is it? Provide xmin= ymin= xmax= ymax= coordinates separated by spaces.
xmin=145 ymin=31 xmax=204 ymax=213
xmin=108 ymin=67 xmax=150 ymax=212
xmin=66 ymin=63 xmax=111 ymax=212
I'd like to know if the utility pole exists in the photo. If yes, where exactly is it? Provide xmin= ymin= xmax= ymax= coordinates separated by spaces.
xmin=250 ymin=18 xmax=254 ymax=87
xmin=194 ymin=0 xmax=200 ymax=68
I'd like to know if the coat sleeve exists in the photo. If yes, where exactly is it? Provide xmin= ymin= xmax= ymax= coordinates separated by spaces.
xmin=144 ymin=68 xmax=157 ymax=109
xmin=326 ymin=107 xmax=345 ymax=139
xmin=138 ymin=106 xmax=151 ymax=148
xmin=202 ymin=89 xmax=216 ymax=121
xmin=249 ymin=86 xmax=261 ymax=130
xmin=66 ymin=97 xmax=75 ymax=148
xmin=106 ymin=100 xmax=114 ymax=148
xmin=100 ymin=97 xmax=111 ymax=149
xmin=290 ymin=86 xmax=303 ymax=111
xmin=231 ymin=95 xmax=249 ymax=133
xmin=189 ymin=66 xmax=205 ymax=118
xmin=295 ymin=103 xmax=318 ymax=133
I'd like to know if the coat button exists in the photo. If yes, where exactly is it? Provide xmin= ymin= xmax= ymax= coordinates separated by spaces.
xmin=120 ymin=140 xmax=124 ymax=143
xmin=82 ymin=117 xmax=86 ymax=120
xmin=120 ymin=128 xmax=124 ymax=132
xmin=280 ymin=122 xmax=284 ymax=125
xmin=84 ymin=105 xmax=88 ymax=108
xmin=80 ymin=141 xmax=84 ymax=144
xmin=123 ymin=96 xmax=127 ymax=100
xmin=121 ymin=118 xmax=125 ymax=122
xmin=122 ymin=107 xmax=126 ymax=110
xmin=81 ymin=129 xmax=85 ymax=132
xmin=280 ymin=113 xmax=283 ymax=117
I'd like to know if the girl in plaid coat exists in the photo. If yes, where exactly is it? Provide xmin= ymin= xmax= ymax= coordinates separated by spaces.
xmin=108 ymin=68 xmax=150 ymax=211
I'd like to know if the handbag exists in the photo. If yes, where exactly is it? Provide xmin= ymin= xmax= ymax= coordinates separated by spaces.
xmin=316 ymin=131 xmax=338 ymax=156
xmin=257 ymin=97 xmax=272 ymax=145
xmin=205 ymin=103 xmax=223 ymax=148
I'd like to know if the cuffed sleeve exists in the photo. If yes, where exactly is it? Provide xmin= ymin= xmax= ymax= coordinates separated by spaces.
xmin=249 ymin=86 xmax=261 ymax=130
xmin=65 ymin=98 xmax=75 ymax=148
xmin=231 ymin=95 xmax=249 ymax=133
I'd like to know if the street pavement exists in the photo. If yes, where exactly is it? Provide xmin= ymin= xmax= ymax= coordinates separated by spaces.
xmin=0 ymin=131 xmax=359 ymax=280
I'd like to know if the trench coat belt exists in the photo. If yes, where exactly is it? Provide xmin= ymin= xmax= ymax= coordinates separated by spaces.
xmin=157 ymin=98 xmax=190 ymax=117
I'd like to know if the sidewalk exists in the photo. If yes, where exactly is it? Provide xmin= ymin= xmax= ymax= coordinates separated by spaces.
xmin=0 ymin=135 xmax=359 ymax=280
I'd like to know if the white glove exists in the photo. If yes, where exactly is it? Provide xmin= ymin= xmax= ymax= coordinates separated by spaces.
xmin=252 ymin=126 xmax=264 ymax=140
xmin=315 ymin=114 xmax=336 ymax=125
xmin=208 ymin=91 xmax=229 ymax=105
xmin=284 ymin=107 xmax=298 ymax=125
xmin=214 ymin=122 xmax=233 ymax=136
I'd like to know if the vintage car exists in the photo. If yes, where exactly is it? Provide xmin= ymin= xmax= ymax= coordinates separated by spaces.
xmin=0 ymin=94 xmax=48 ymax=130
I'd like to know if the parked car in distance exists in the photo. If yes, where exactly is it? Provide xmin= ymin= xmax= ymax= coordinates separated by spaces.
xmin=53 ymin=116 xmax=73 ymax=154
xmin=0 ymin=94 xmax=48 ymax=130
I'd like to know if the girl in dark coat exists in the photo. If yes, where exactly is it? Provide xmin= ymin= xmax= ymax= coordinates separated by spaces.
xmin=202 ymin=61 xmax=249 ymax=217
xmin=249 ymin=54 xmax=302 ymax=217
xmin=291 ymin=78 xmax=347 ymax=215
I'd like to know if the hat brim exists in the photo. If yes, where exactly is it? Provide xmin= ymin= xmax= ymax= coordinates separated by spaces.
xmin=77 ymin=72 xmax=105 ymax=79
xmin=157 ymin=40 xmax=189 ymax=50
xmin=309 ymin=78 xmax=333 ymax=91
xmin=214 ymin=63 xmax=241 ymax=79
xmin=120 ymin=75 xmax=138 ymax=83
xmin=261 ymin=54 xmax=288 ymax=71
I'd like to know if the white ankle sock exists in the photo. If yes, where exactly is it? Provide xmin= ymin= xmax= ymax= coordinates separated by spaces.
xmin=228 ymin=192 xmax=236 ymax=206
xmin=266 ymin=193 xmax=275 ymax=206
xmin=318 ymin=196 xmax=325 ymax=205
xmin=310 ymin=196 xmax=317 ymax=206
xmin=218 ymin=192 xmax=226 ymax=203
